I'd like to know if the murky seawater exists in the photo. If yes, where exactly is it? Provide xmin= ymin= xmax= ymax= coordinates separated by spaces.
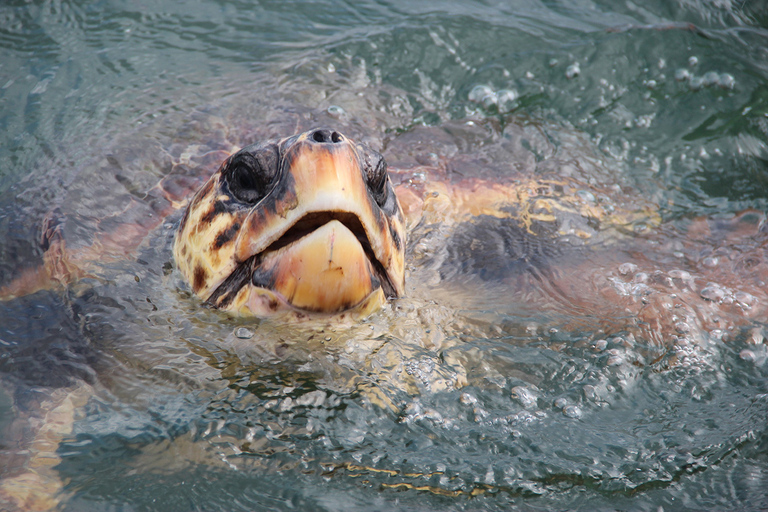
xmin=1 ymin=1 xmax=768 ymax=511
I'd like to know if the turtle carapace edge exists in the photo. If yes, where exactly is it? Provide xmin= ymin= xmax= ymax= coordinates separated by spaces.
xmin=173 ymin=128 xmax=406 ymax=316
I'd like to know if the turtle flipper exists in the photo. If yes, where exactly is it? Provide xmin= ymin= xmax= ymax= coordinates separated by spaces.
xmin=0 ymin=382 xmax=93 ymax=511
xmin=0 ymin=209 xmax=83 ymax=301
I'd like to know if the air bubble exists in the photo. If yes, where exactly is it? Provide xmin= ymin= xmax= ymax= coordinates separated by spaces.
xmin=735 ymin=291 xmax=756 ymax=308
xmin=702 ymin=71 xmax=720 ymax=87
xmin=468 ymin=85 xmax=497 ymax=109
xmin=576 ymin=189 xmax=596 ymax=203
xmin=675 ymin=69 xmax=691 ymax=81
xmin=749 ymin=328 xmax=765 ymax=345
xmin=700 ymin=286 xmax=726 ymax=302
xmin=235 ymin=327 xmax=254 ymax=339
xmin=327 ymin=105 xmax=346 ymax=119
xmin=718 ymin=73 xmax=735 ymax=89
xmin=689 ymin=76 xmax=704 ymax=91
xmin=563 ymin=405 xmax=583 ymax=419
xmin=619 ymin=263 xmax=638 ymax=275
xmin=554 ymin=397 xmax=568 ymax=409
xmin=688 ymin=56 xmax=698 ymax=67
xmin=496 ymin=89 xmax=519 ymax=112
xmin=702 ymin=257 xmax=719 ymax=268
xmin=668 ymin=269 xmax=691 ymax=281
xmin=511 ymin=386 xmax=537 ymax=408
xmin=740 ymin=349 xmax=756 ymax=362
xmin=565 ymin=62 xmax=580 ymax=79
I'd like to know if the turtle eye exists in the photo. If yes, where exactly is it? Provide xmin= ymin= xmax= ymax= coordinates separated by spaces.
xmin=362 ymin=149 xmax=389 ymax=208
xmin=224 ymin=145 xmax=279 ymax=204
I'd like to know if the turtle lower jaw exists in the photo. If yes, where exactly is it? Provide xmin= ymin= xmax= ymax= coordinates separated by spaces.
xmin=211 ymin=216 xmax=393 ymax=314
xmin=254 ymin=219 xmax=384 ymax=312
xmin=236 ymin=284 xmax=387 ymax=319
xmin=205 ymin=214 xmax=396 ymax=314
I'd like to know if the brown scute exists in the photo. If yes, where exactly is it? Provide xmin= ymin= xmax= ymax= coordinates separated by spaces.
xmin=146 ymin=193 xmax=173 ymax=218
xmin=192 ymin=265 xmax=208 ymax=293
xmin=160 ymin=171 xmax=201 ymax=202
xmin=213 ymin=222 xmax=240 ymax=250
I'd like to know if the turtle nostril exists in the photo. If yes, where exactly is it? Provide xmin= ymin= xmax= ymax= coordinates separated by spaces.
xmin=311 ymin=129 xmax=343 ymax=144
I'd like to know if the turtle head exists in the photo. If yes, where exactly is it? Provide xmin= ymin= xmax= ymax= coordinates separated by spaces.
xmin=173 ymin=128 xmax=405 ymax=316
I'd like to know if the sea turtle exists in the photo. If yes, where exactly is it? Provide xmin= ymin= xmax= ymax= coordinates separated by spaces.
xmin=1 ymin=110 xmax=767 ymax=510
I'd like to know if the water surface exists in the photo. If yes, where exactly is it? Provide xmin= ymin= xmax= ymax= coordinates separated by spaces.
xmin=1 ymin=1 xmax=767 ymax=511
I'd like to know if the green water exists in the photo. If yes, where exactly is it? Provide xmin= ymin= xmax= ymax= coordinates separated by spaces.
xmin=1 ymin=1 xmax=768 ymax=511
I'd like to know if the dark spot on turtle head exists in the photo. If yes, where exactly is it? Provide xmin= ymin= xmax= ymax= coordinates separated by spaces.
xmin=213 ymin=222 xmax=241 ymax=250
xmin=147 ymin=194 xmax=172 ymax=218
xmin=160 ymin=172 xmax=201 ymax=202
xmin=390 ymin=225 xmax=402 ymax=251
xmin=193 ymin=265 xmax=208 ymax=293
xmin=205 ymin=256 xmax=255 ymax=309
xmin=200 ymin=200 xmax=227 ymax=226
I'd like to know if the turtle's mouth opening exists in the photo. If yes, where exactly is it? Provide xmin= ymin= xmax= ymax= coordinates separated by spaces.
xmin=260 ymin=211 xmax=396 ymax=298
xmin=207 ymin=211 xmax=395 ymax=313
